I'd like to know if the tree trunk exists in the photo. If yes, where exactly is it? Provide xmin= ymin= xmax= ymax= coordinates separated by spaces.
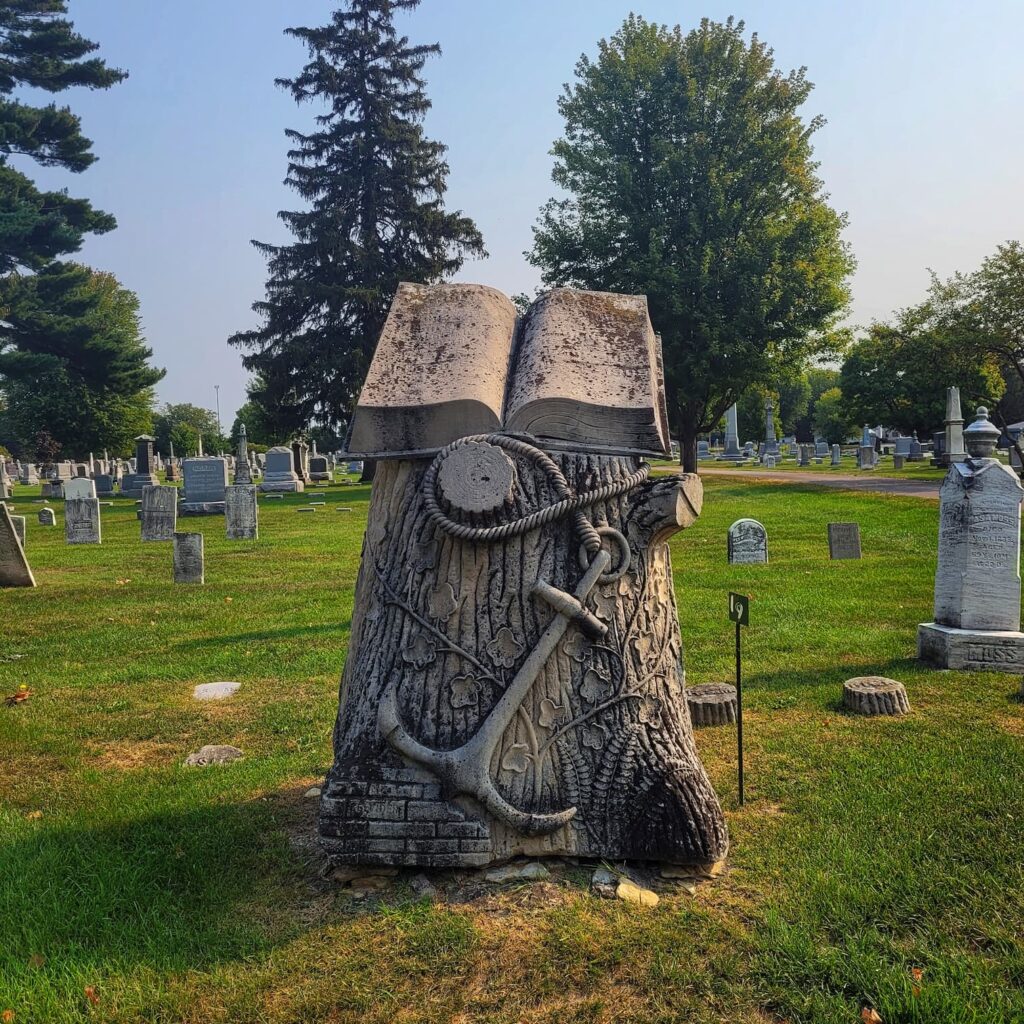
xmin=678 ymin=423 xmax=698 ymax=474
xmin=319 ymin=446 xmax=728 ymax=869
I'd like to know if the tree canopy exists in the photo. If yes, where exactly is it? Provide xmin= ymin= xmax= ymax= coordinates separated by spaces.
xmin=0 ymin=264 xmax=161 ymax=456
xmin=229 ymin=0 xmax=485 ymax=436
xmin=152 ymin=402 xmax=223 ymax=457
xmin=528 ymin=15 xmax=854 ymax=470
xmin=0 ymin=0 xmax=126 ymax=273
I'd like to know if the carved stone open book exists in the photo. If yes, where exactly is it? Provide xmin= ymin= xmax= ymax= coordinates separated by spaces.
xmin=321 ymin=283 xmax=726 ymax=871
xmin=345 ymin=283 xmax=671 ymax=458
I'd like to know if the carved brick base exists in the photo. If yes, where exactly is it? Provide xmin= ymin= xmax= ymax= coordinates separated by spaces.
xmin=319 ymin=764 xmax=494 ymax=868
xmin=918 ymin=622 xmax=1024 ymax=672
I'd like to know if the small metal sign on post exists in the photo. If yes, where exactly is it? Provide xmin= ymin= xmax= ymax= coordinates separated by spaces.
xmin=728 ymin=592 xmax=750 ymax=806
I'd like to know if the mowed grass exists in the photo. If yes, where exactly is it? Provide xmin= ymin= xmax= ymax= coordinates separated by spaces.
xmin=2 ymin=475 xmax=1023 ymax=1023
xmin=687 ymin=455 xmax=950 ymax=480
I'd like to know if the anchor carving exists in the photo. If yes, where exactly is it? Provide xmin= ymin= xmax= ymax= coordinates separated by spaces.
xmin=378 ymin=546 xmax=611 ymax=836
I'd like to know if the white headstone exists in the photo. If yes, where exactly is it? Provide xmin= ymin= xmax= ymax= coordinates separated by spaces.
xmin=63 ymin=476 xmax=97 ymax=500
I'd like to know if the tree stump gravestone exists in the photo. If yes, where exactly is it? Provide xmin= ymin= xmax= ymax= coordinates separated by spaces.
xmin=319 ymin=283 xmax=728 ymax=869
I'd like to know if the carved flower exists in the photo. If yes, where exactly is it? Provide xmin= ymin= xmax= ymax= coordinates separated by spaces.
xmin=501 ymin=743 xmax=531 ymax=774
xmin=562 ymin=632 xmax=590 ymax=662
xmin=486 ymin=626 xmax=523 ymax=669
xmin=449 ymin=674 xmax=479 ymax=710
xmin=579 ymin=668 xmax=611 ymax=705
xmin=637 ymin=695 xmax=663 ymax=726
xmin=538 ymin=697 xmax=566 ymax=729
xmin=581 ymin=723 xmax=606 ymax=751
xmin=427 ymin=582 xmax=458 ymax=621
xmin=401 ymin=632 xmax=436 ymax=670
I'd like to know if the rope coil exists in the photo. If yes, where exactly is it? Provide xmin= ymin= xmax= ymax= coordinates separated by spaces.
xmin=421 ymin=433 xmax=649 ymax=552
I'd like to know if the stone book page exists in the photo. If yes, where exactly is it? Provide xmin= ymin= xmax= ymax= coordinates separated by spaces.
xmin=503 ymin=289 xmax=670 ymax=457
xmin=346 ymin=282 xmax=518 ymax=456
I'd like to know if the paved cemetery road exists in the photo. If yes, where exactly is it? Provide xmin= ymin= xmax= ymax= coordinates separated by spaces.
xmin=697 ymin=467 xmax=942 ymax=500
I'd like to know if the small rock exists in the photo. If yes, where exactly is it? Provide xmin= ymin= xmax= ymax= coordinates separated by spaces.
xmin=615 ymin=879 xmax=659 ymax=907
xmin=193 ymin=681 xmax=240 ymax=701
xmin=410 ymin=874 xmax=438 ymax=900
xmin=329 ymin=865 xmax=365 ymax=883
xmin=183 ymin=744 xmax=243 ymax=766
xmin=485 ymin=861 xmax=551 ymax=883
xmin=592 ymin=865 xmax=618 ymax=887
xmin=350 ymin=875 xmax=391 ymax=892
xmin=304 ymin=787 xmax=322 ymax=799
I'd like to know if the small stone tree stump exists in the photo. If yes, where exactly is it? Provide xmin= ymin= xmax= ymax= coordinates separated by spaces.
xmin=842 ymin=676 xmax=910 ymax=716
xmin=686 ymin=683 xmax=738 ymax=727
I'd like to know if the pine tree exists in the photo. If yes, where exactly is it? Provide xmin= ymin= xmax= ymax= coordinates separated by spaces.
xmin=0 ymin=263 xmax=164 ymax=455
xmin=0 ymin=1 xmax=127 ymax=272
xmin=229 ymin=0 xmax=485 ymax=434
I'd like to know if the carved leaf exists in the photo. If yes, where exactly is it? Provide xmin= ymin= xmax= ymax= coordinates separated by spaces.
xmin=581 ymin=723 xmax=607 ymax=751
xmin=562 ymin=632 xmax=589 ymax=662
xmin=580 ymin=668 xmax=611 ymax=705
xmin=637 ymin=695 xmax=663 ymax=726
xmin=414 ymin=540 xmax=439 ymax=573
xmin=592 ymin=587 xmax=619 ymax=622
xmin=538 ymin=697 xmax=566 ymax=729
xmin=486 ymin=626 xmax=523 ymax=669
xmin=401 ymin=632 xmax=436 ymax=670
xmin=449 ymin=674 xmax=479 ymax=709
xmin=427 ymin=582 xmax=458 ymax=621
xmin=501 ymin=743 xmax=530 ymax=774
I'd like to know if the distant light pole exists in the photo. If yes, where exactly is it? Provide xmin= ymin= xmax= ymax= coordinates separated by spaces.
xmin=214 ymin=385 xmax=222 ymax=442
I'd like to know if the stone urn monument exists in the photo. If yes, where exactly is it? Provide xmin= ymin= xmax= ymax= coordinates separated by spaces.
xmin=318 ymin=283 xmax=728 ymax=870
xmin=918 ymin=406 xmax=1024 ymax=670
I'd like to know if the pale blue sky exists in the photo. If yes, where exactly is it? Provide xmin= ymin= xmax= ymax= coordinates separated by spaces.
xmin=23 ymin=0 xmax=1024 ymax=425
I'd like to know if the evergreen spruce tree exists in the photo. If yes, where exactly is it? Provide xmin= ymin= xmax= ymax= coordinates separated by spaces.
xmin=0 ymin=1 xmax=127 ymax=272
xmin=229 ymin=0 xmax=485 ymax=434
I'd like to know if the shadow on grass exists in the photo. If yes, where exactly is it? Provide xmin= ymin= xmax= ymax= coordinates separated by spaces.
xmin=0 ymin=789 xmax=320 ymax=978
xmin=741 ymin=657 xmax=920 ymax=694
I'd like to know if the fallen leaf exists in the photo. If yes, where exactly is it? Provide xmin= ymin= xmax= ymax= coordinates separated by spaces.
xmin=25 ymin=810 xmax=42 ymax=821
xmin=28 ymin=954 xmax=44 ymax=968
xmin=84 ymin=986 xmax=99 ymax=1007
xmin=2 ymin=1009 xmax=14 ymax=1022
xmin=3 ymin=686 xmax=31 ymax=706
xmin=860 ymin=1008 xmax=882 ymax=1023
xmin=224 ymin=596 xmax=233 ymax=603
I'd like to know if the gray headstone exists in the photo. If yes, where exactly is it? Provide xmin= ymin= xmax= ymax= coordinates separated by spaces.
xmin=173 ymin=532 xmax=204 ymax=584
xmin=261 ymin=446 xmax=304 ymax=493
xmin=831 ymin=444 xmax=841 ymax=466
xmin=38 ymin=507 xmax=55 ymax=526
xmin=893 ymin=454 xmax=905 ymax=469
xmin=65 ymin=497 xmax=101 ymax=544
xmin=727 ymin=518 xmax=768 ymax=564
xmin=63 ymin=476 xmax=97 ymax=500
xmin=182 ymin=457 xmax=229 ymax=507
xmin=308 ymin=455 xmax=331 ymax=481
xmin=828 ymin=522 xmax=861 ymax=560
xmin=141 ymin=485 xmax=178 ymax=541
xmin=225 ymin=484 xmax=258 ymax=540
xmin=0 ymin=504 xmax=35 ymax=587
xmin=10 ymin=514 xmax=26 ymax=549
xmin=93 ymin=473 xmax=115 ymax=497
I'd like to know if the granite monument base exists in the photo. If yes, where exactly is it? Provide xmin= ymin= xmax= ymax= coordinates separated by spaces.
xmin=179 ymin=501 xmax=226 ymax=516
xmin=917 ymin=622 xmax=1024 ymax=673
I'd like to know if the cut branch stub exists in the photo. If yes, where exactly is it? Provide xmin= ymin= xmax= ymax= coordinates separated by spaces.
xmin=686 ymin=683 xmax=738 ymax=727
xmin=842 ymin=676 xmax=910 ymax=716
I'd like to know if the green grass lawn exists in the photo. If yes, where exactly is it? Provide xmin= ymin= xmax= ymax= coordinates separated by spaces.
xmin=2 ymin=476 xmax=1023 ymax=1023
xmin=692 ymin=456 xmax=951 ymax=480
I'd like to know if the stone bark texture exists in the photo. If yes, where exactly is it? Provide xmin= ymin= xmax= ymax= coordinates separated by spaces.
xmin=319 ymin=450 xmax=728 ymax=869
xmin=686 ymin=683 xmax=738 ymax=726
xmin=842 ymin=676 xmax=910 ymax=716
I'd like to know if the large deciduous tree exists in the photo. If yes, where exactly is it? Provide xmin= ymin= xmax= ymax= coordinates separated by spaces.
xmin=529 ymin=15 xmax=853 ymax=470
xmin=152 ymin=402 xmax=223 ymax=457
xmin=0 ymin=263 xmax=162 ymax=456
xmin=0 ymin=0 xmax=126 ymax=273
xmin=229 ymin=0 xmax=485 ymax=436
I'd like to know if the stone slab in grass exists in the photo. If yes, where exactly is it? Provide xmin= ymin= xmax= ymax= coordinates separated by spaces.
xmin=183 ymin=744 xmax=243 ymax=766
xmin=193 ymin=681 xmax=240 ymax=701
xmin=842 ymin=676 xmax=910 ymax=716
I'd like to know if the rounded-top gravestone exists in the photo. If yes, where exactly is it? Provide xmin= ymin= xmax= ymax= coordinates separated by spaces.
xmin=727 ymin=518 xmax=768 ymax=564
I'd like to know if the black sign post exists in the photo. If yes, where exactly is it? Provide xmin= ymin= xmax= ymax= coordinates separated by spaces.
xmin=728 ymin=592 xmax=749 ymax=806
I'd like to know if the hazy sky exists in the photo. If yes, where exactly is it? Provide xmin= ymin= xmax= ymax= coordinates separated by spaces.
xmin=23 ymin=0 xmax=1024 ymax=426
